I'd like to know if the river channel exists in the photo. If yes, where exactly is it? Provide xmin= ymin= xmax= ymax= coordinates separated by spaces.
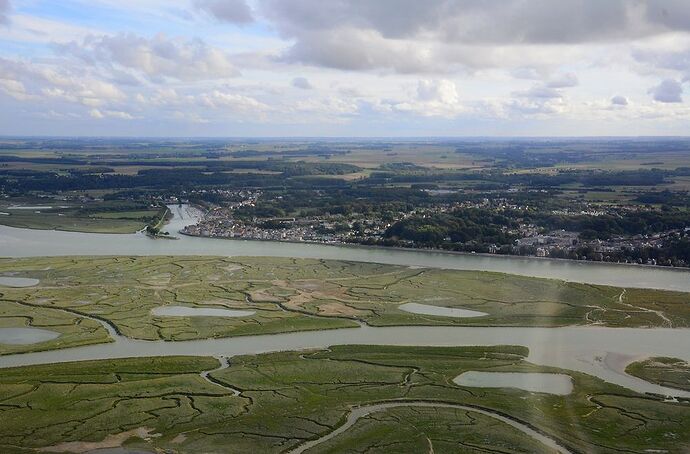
xmin=1 ymin=205 xmax=690 ymax=401
xmin=1 ymin=204 xmax=689 ymax=291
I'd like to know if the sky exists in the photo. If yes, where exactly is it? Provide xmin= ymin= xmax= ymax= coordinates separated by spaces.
xmin=1 ymin=0 xmax=690 ymax=137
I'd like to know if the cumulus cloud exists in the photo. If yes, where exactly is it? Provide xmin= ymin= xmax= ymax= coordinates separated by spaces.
xmin=416 ymin=79 xmax=458 ymax=104
xmin=291 ymin=76 xmax=313 ymax=89
xmin=5 ymin=0 xmax=690 ymax=134
xmin=0 ymin=78 xmax=32 ymax=100
xmin=89 ymin=108 xmax=134 ymax=120
xmin=611 ymin=95 xmax=628 ymax=106
xmin=649 ymin=79 xmax=683 ymax=103
xmin=507 ymin=99 xmax=561 ymax=116
xmin=0 ymin=56 xmax=126 ymax=107
xmin=41 ymin=77 xmax=126 ymax=107
xmin=392 ymin=79 xmax=465 ymax=117
xmin=194 ymin=0 xmax=253 ymax=24
xmin=198 ymin=90 xmax=270 ymax=112
xmin=55 ymin=33 xmax=240 ymax=81
xmin=0 ymin=0 xmax=10 ymax=25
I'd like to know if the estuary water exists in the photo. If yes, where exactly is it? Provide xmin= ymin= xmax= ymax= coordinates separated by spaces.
xmin=1 ymin=325 xmax=690 ymax=398
xmin=1 ymin=204 xmax=689 ymax=291
xmin=2 ymin=205 xmax=690 ymax=401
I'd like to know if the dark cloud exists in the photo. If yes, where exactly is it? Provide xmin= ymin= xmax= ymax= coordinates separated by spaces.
xmin=648 ymin=79 xmax=683 ymax=103
xmin=644 ymin=0 xmax=690 ymax=32
xmin=611 ymin=95 xmax=628 ymax=106
xmin=261 ymin=0 xmax=645 ymax=43
xmin=291 ymin=77 xmax=313 ymax=89
xmin=258 ymin=0 xmax=690 ymax=73
xmin=195 ymin=0 xmax=253 ymax=24
xmin=0 ymin=0 xmax=10 ymax=25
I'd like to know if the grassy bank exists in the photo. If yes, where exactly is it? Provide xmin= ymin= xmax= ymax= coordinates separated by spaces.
xmin=1 ymin=256 xmax=689 ymax=355
xmin=626 ymin=356 xmax=690 ymax=392
xmin=0 ymin=200 xmax=162 ymax=234
xmin=0 ymin=346 xmax=688 ymax=453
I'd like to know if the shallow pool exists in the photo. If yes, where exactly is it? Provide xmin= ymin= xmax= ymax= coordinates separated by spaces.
xmin=151 ymin=306 xmax=256 ymax=318
xmin=399 ymin=302 xmax=487 ymax=318
xmin=0 ymin=276 xmax=39 ymax=287
xmin=0 ymin=328 xmax=60 ymax=345
xmin=454 ymin=371 xmax=573 ymax=395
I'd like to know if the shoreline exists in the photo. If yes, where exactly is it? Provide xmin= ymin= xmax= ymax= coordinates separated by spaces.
xmin=177 ymin=231 xmax=690 ymax=273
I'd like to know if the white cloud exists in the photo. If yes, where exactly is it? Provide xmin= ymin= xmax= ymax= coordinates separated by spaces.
xmin=0 ymin=57 xmax=126 ymax=107
xmin=198 ymin=90 xmax=270 ymax=112
xmin=90 ymin=108 xmax=135 ymax=119
xmin=40 ymin=74 xmax=126 ymax=107
xmin=416 ymin=79 xmax=458 ymax=103
xmin=56 ymin=33 xmax=240 ymax=81
xmin=0 ymin=78 xmax=35 ymax=101
xmin=3 ymin=1 xmax=690 ymax=135
xmin=393 ymin=79 xmax=465 ymax=117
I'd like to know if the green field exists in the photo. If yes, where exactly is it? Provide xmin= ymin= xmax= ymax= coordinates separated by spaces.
xmin=1 ymin=256 xmax=689 ymax=355
xmin=626 ymin=357 xmax=690 ymax=392
xmin=0 ymin=202 xmax=163 ymax=234
xmin=0 ymin=345 xmax=688 ymax=453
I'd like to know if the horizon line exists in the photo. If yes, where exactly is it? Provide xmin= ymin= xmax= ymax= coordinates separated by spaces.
xmin=2 ymin=135 xmax=690 ymax=141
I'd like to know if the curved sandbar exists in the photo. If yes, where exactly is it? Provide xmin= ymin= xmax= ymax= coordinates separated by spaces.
xmin=399 ymin=302 xmax=487 ymax=318
xmin=454 ymin=371 xmax=573 ymax=395
xmin=151 ymin=306 xmax=256 ymax=318
xmin=287 ymin=400 xmax=572 ymax=454
xmin=2 ymin=325 xmax=690 ymax=398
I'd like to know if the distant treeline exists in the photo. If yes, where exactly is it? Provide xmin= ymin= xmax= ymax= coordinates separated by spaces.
xmin=0 ymin=161 xmax=360 ymax=193
xmin=366 ymin=168 xmax=677 ymax=187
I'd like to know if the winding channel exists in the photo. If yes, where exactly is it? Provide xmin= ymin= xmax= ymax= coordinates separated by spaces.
xmin=2 ymin=206 xmax=690 ymax=450
xmin=2 ymin=323 xmax=690 ymax=399
xmin=1 ymin=205 xmax=690 ymax=399
xmin=286 ymin=401 xmax=572 ymax=454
